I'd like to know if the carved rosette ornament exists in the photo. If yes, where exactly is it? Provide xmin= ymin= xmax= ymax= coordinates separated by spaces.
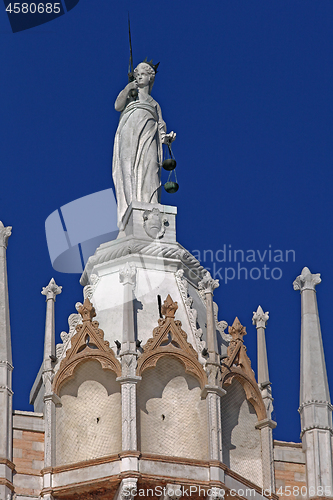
xmin=143 ymin=207 xmax=168 ymax=239
xmin=293 ymin=266 xmax=321 ymax=292
xmin=53 ymin=298 xmax=121 ymax=394
xmin=221 ymin=317 xmax=267 ymax=421
xmin=252 ymin=305 xmax=269 ymax=329
xmin=137 ymin=294 xmax=207 ymax=388
xmin=119 ymin=262 xmax=136 ymax=286
xmin=41 ymin=277 xmax=62 ymax=301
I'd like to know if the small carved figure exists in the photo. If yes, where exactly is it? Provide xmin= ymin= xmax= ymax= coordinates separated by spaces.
xmin=143 ymin=207 xmax=168 ymax=239
xmin=112 ymin=61 xmax=176 ymax=228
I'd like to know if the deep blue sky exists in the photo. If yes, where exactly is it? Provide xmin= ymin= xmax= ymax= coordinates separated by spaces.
xmin=1 ymin=0 xmax=333 ymax=443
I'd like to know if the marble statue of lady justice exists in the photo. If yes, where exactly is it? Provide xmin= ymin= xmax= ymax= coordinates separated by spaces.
xmin=112 ymin=61 xmax=176 ymax=228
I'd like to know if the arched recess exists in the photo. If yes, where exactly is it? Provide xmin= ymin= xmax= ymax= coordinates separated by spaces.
xmin=221 ymin=378 xmax=263 ymax=488
xmin=221 ymin=317 xmax=267 ymax=421
xmin=136 ymin=294 xmax=207 ymax=389
xmin=56 ymin=359 xmax=121 ymax=466
xmin=52 ymin=299 xmax=122 ymax=465
xmin=137 ymin=356 xmax=209 ymax=460
xmin=53 ymin=298 xmax=121 ymax=395
xmin=136 ymin=295 xmax=209 ymax=460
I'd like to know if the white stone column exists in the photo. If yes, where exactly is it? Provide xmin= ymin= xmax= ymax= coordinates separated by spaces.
xmin=118 ymin=264 xmax=140 ymax=474
xmin=41 ymin=278 xmax=62 ymax=495
xmin=0 ymin=222 xmax=14 ymax=499
xmin=253 ymin=306 xmax=276 ymax=493
xmin=294 ymin=267 xmax=333 ymax=499
xmin=199 ymin=272 xmax=224 ymax=481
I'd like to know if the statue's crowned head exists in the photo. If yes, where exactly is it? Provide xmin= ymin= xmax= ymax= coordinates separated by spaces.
xmin=134 ymin=60 xmax=159 ymax=93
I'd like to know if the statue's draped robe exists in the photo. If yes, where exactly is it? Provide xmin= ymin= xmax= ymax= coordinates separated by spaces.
xmin=112 ymin=94 xmax=167 ymax=228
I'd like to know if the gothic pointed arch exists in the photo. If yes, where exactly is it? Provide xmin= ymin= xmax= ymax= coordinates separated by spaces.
xmin=221 ymin=317 xmax=267 ymax=421
xmin=136 ymin=294 xmax=207 ymax=388
xmin=53 ymin=298 xmax=121 ymax=395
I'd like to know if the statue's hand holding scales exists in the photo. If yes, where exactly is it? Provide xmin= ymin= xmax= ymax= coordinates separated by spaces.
xmin=112 ymin=61 xmax=176 ymax=228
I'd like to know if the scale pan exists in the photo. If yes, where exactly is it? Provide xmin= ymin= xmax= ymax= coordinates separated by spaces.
xmin=164 ymin=182 xmax=179 ymax=194
xmin=162 ymin=159 xmax=177 ymax=171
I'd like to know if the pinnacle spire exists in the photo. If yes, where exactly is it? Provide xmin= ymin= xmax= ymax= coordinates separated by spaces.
xmin=293 ymin=267 xmax=333 ymax=494
xmin=293 ymin=267 xmax=330 ymax=404
xmin=0 ymin=221 xmax=13 ymax=496
xmin=0 ymin=222 xmax=12 ymax=364
xmin=252 ymin=305 xmax=270 ymax=387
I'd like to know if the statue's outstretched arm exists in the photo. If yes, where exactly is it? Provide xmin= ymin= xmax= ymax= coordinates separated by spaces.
xmin=156 ymin=103 xmax=176 ymax=144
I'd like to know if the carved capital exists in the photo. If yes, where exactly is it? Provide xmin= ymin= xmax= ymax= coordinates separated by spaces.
xmin=293 ymin=267 xmax=321 ymax=292
xmin=119 ymin=262 xmax=136 ymax=286
xmin=41 ymin=278 xmax=62 ymax=300
xmin=198 ymin=271 xmax=219 ymax=294
xmin=252 ymin=305 xmax=269 ymax=329
xmin=0 ymin=221 xmax=12 ymax=249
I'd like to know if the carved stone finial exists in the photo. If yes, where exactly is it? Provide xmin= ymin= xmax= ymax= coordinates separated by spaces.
xmin=293 ymin=267 xmax=321 ymax=292
xmin=0 ymin=221 xmax=12 ymax=249
xmin=198 ymin=271 xmax=219 ymax=294
xmin=77 ymin=298 xmax=96 ymax=322
xmin=228 ymin=317 xmax=247 ymax=342
xmin=161 ymin=294 xmax=178 ymax=318
xmin=41 ymin=277 xmax=62 ymax=300
xmin=252 ymin=305 xmax=269 ymax=329
xmin=119 ymin=262 xmax=136 ymax=286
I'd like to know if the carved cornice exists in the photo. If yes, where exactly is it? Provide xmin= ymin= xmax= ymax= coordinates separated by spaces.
xmin=252 ymin=305 xmax=269 ymax=329
xmin=41 ymin=277 xmax=62 ymax=300
xmin=80 ymin=242 xmax=205 ymax=286
xmin=293 ymin=266 xmax=321 ymax=292
xmin=137 ymin=294 xmax=208 ymax=388
xmin=0 ymin=221 xmax=12 ymax=249
xmin=198 ymin=271 xmax=219 ymax=294
xmin=221 ymin=317 xmax=267 ymax=421
xmin=53 ymin=298 xmax=121 ymax=394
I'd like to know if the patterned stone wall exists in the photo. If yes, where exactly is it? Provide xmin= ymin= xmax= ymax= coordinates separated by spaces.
xmin=137 ymin=356 xmax=209 ymax=460
xmin=274 ymin=440 xmax=306 ymax=500
xmin=56 ymin=360 xmax=121 ymax=465
xmin=13 ymin=428 xmax=43 ymax=496
xmin=221 ymin=379 xmax=263 ymax=487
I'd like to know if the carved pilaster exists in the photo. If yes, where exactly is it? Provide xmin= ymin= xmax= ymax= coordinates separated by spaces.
xmin=119 ymin=263 xmax=136 ymax=348
xmin=41 ymin=278 xmax=62 ymax=473
xmin=206 ymin=389 xmax=223 ymax=461
xmin=119 ymin=381 xmax=138 ymax=451
xmin=199 ymin=271 xmax=219 ymax=364
xmin=255 ymin=419 xmax=276 ymax=492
